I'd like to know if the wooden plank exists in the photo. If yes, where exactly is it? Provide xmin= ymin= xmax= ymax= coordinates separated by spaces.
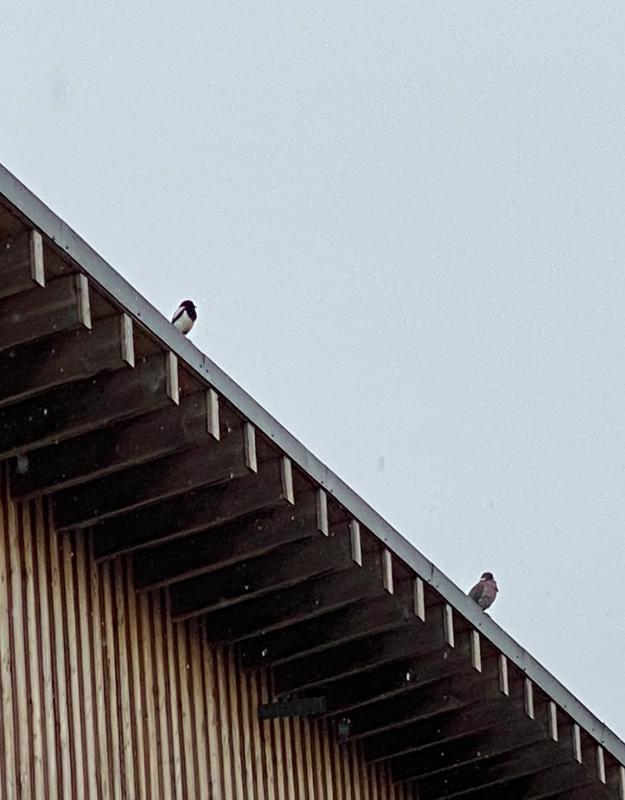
xmin=188 ymin=622 xmax=210 ymax=797
xmin=392 ymin=733 xmax=488 ymax=783
xmin=53 ymin=426 xmax=247 ymax=530
xmin=202 ymin=565 xmax=384 ymax=645
xmin=573 ymin=723 xmax=583 ymax=763
xmin=524 ymin=765 xmax=601 ymax=800
xmin=443 ymin=603 xmax=455 ymax=647
xmin=236 ymin=663 xmax=257 ymax=800
xmin=47 ymin=510 xmax=72 ymax=799
xmin=149 ymin=592 xmax=171 ymax=797
xmin=415 ymin=740 xmax=577 ymax=799
xmin=280 ymin=457 xmax=295 ymax=505
xmin=85 ymin=538 xmax=111 ymax=800
xmin=134 ymin=484 xmax=313 ymax=590
xmin=244 ymin=422 xmax=258 ymax=472
xmin=318 ymin=647 xmax=468 ymax=715
xmin=226 ymin=646 xmax=246 ymax=799
xmin=162 ymin=593 xmax=184 ymax=796
xmin=414 ymin=577 xmax=426 ymax=621
xmin=596 ymin=746 xmax=606 ymax=784
xmin=137 ymin=590 xmax=160 ymax=795
xmin=8 ymin=493 xmax=33 ymax=797
xmin=316 ymin=488 xmax=329 ymax=536
xmin=99 ymin=561 xmax=123 ymax=800
xmin=548 ymin=701 xmax=559 ymax=741
xmin=340 ymin=685 xmax=469 ymax=741
xmin=0 ymin=470 xmax=18 ymax=798
xmin=23 ymin=500 xmax=46 ymax=798
xmin=470 ymin=630 xmax=482 ymax=672
xmin=12 ymin=390 xmax=219 ymax=500
xmin=165 ymin=352 xmax=179 ymax=405
xmin=94 ymin=467 xmax=286 ymax=561
xmin=207 ymin=388 xmax=220 ymax=440
xmin=171 ymin=533 xmax=353 ymax=621
xmin=120 ymin=314 xmax=135 ymax=367
xmin=525 ymin=678 xmax=536 ymax=719
xmin=238 ymin=594 xmax=408 ymax=670
xmin=499 ymin=653 xmax=510 ymax=696
xmin=364 ymin=694 xmax=522 ymax=763
xmin=392 ymin=722 xmax=551 ymax=783
xmin=0 ymin=229 xmax=44 ymax=299
xmin=74 ymin=535 xmax=99 ymax=799
xmin=0 ymin=351 xmax=173 ymax=458
xmin=274 ymin=621 xmax=448 ymax=695
xmin=32 ymin=499 xmax=59 ymax=799
xmin=112 ymin=558 xmax=138 ymax=796
xmin=0 ymin=313 xmax=132 ymax=409
xmin=175 ymin=622 xmax=197 ymax=797
xmin=381 ymin=549 xmax=393 ymax=594
xmin=350 ymin=521 xmax=362 ymax=566
xmin=0 ymin=273 xmax=88 ymax=350
xmin=60 ymin=532 xmax=86 ymax=799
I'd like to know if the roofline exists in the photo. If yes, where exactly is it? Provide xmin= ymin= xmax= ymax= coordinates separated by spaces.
xmin=1 ymin=161 xmax=623 ymax=763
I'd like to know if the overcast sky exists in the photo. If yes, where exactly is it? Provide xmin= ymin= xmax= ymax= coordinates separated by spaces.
xmin=2 ymin=1 xmax=624 ymax=737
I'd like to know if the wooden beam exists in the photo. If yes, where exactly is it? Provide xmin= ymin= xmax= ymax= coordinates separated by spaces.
xmin=548 ymin=701 xmax=558 ymax=741
xmin=412 ymin=739 xmax=576 ymax=799
xmin=426 ymin=765 xmax=596 ymax=800
xmin=93 ymin=466 xmax=284 ymax=560
xmin=133 ymin=484 xmax=315 ymax=589
xmin=414 ymin=576 xmax=426 ymax=621
xmin=349 ymin=520 xmax=362 ymax=565
xmin=0 ymin=313 xmax=133 ymax=409
xmin=392 ymin=721 xmax=553 ymax=783
xmin=202 ymin=566 xmax=385 ymax=645
xmin=237 ymin=594 xmax=409 ymax=670
xmin=364 ymin=693 xmax=524 ymax=763
xmin=315 ymin=646 xmax=469 ymax=715
xmin=382 ymin=549 xmax=394 ymax=593
xmin=527 ymin=783 xmax=604 ymax=800
xmin=573 ymin=723 xmax=583 ymax=764
xmin=244 ymin=422 xmax=257 ymax=472
xmin=341 ymin=683 xmax=470 ymax=741
xmin=525 ymin=678 xmax=536 ymax=720
xmin=207 ymin=388 xmax=220 ymax=439
xmin=0 ymin=273 xmax=90 ymax=351
xmin=470 ymin=630 xmax=482 ymax=672
xmin=274 ymin=619 xmax=448 ymax=696
xmin=53 ymin=426 xmax=247 ymax=530
xmin=12 ymin=390 xmax=223 ymax=500
xmin=0 ymin=351 xmax=174 ymax=458
xmin=171 ymin=532 xmax=355 ymax=621
xmin=0 ymin=229 xmax=44 ymax=299
xmin=316 ymin=488 xmax=329 ymax=535
xmin=393 ymin=732 xmax=487 ymax=783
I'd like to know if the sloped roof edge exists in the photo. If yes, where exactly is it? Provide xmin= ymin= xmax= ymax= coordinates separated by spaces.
xmin=1 ymin=161 xmax=622 ymax=763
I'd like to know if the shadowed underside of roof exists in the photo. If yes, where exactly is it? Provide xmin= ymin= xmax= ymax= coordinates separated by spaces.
xmin=0 ymin=163 xmax=623 ymax=799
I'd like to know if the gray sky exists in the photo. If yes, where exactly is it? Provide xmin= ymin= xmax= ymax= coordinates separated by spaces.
xmin=2 ymin=1 xmax=625 ymax=737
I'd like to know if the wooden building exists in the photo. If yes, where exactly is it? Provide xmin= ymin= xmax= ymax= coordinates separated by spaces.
xmin=0 ymin=162 xmax=623 ymax=799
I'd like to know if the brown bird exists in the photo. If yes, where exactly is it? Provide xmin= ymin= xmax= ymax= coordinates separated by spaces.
xmin=468 ymin=572 xmax=498 ymax=610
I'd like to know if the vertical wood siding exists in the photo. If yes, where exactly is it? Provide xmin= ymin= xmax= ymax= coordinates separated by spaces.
xmin=0 ymin=466 xmax=414 ymax=800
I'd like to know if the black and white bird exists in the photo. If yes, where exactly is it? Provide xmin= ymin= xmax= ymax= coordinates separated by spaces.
xmin=171 ymin=300 xmax=197 ymax=335
xmin=468 ymin=571 xmax=498 ymax=611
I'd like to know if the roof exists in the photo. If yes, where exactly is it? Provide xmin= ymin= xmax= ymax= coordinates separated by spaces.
xmin=1 ymin=161 xmax=623 ymax=798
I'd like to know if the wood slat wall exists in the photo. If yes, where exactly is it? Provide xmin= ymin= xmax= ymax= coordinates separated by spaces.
xmin=0 ymin=464 xmax=414 ymax=800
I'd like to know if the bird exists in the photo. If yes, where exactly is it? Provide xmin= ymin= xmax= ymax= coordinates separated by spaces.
xmin=171 ymin=300 xmax=197 ymax=335
xmin=468 ymin=572 xmax=498 ymax=610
